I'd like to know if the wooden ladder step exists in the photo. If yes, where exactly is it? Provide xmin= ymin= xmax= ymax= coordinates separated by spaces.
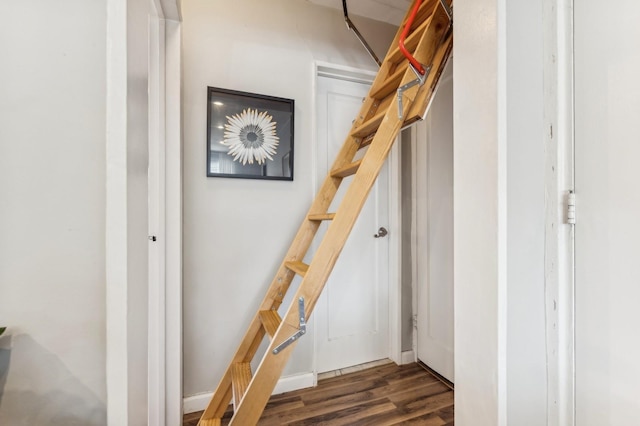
xmin=259 ymin=309 xmax=282 ymax=338
xmin=331 ymin=160 xmax=362 ymax=178
xmin=370 ymin=61 xmax=409 ymax=100
xmin=231 ymin=362 xmax=252 ymax=410
xmin=359 ymin=134 xmax=375 ymax=149
xmin=389 ymin=16 xmax=432 ymax=63
xmin=351 ymin=110 xmax=385 ymax=138
xmin=308 ymin=213 xmax=335 ymax=221
xmin=406 ymin=0 xmax=439 ymax=32
xmin=284 ymin=260 xmax=309 ymax=277
xmin=198 ymin=418 xmax=221 ymax=426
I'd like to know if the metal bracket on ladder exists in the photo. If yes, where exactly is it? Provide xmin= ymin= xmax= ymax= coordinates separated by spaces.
xmin=439 ymin=0 xmax=453 ymax=23
xmin=397 ymin=63 xmax=430 ymax=119
xmin=272 ymin=297 xmax=306 ymax=355
xmin=396 ymin=0 xmax=452 ymax=119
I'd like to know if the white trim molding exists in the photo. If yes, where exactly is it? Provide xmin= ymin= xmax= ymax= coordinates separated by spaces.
xmin=164 ymin=17 xmax=183 ymax=426
xmin=543 ymin=0 xmax=576 ymax=424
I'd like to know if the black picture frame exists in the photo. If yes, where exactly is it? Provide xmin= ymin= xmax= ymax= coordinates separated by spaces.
xmin=207 ymin=87 xmax=294 ymax=180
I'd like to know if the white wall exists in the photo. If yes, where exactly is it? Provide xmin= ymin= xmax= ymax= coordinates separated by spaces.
xmin=0 ymin=1 xmax=107 ymax=424
xmin=181 ymin=0 xmax=396 ymax=399
xmin=575 ymin=0 xmax=640 ymax=424
xmin=105 ymin=0 xmax=154 ymax=423
xmin=453 ymin=0 xmax=505 ymax=421
xmin=126 ymin=0 xmax=152 ymax=422
xmin=505 ymin=0 xmax=547 ymax=424
xmin=454 ymin=0 xmax=549 ymax=424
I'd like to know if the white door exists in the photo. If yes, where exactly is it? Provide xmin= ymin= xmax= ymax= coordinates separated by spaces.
xmin=314 ymin=72 xmax=390 ymax=373
xmin=416 ymin=63 xmax=454 ymax=382
xmin=575 ymin=1 xmax=640 ymax=424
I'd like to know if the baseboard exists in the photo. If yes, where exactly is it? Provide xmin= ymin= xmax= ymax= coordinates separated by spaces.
xmin=272 ymin=371 xmax=315 ymax=395
xmin=400 ymin=350 xmax=415 ymax=365
xmin=182 ymin=372 xmax=315 ymax=414
xmin=183 ymin=392 xmax=213 ymax=415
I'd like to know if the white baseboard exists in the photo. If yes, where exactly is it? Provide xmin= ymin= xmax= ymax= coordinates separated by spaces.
xmin=183 ymin=392 xmax=213 ymax=415
xmin=272 ymin=371 xmax=315 ymax=395
xmin=182 ymin=372 xmax=315 ymax=414
xmin=400 ymin=350 xmax=415 ymax=365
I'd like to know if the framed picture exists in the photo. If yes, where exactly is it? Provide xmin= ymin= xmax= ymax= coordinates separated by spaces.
xmin=207 ymin=87 xmax=294 ymax=180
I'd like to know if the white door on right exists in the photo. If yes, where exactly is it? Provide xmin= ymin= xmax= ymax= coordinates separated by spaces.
xmin=575 ymin=1 xmax=640 ymax=424
xmin=416 ymin=62 xmax=454 ymax=382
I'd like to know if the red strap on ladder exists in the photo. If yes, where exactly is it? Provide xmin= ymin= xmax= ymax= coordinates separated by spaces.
xmin=398 ymin=0 xmax=425 ymax=75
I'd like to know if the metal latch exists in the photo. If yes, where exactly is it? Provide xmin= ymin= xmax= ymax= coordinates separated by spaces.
xmin=273 ymin=297 xmax=307 ymax=355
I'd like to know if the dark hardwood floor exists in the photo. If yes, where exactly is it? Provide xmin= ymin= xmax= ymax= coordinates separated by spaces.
xmin=184 ymin=362 xmax=454 ymax=425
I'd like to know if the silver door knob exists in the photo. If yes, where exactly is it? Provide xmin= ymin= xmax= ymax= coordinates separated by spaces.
xmin=373 ymin=227 xmax=388 ymax=238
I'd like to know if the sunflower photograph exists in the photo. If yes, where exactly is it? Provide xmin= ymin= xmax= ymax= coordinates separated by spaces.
xmin=207 ymin=87 xmax=294 ymax=180
xmin=222 ymin=108 xmax=279 ymax=166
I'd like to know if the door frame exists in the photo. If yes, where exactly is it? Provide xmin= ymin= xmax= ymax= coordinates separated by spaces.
xmin=543 ymin=0 xmax=576 ymax=424
xmin=413 ymin=63 xmax=455 ymax=382
xmin=147 ymin=1 xmax=182 ymax=425
xmin=312 ymin=61 xmax=404 ymax=369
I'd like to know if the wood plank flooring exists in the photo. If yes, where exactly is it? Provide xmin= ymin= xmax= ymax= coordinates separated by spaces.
xmin=184 ymin=362 xmax=454 ymax=425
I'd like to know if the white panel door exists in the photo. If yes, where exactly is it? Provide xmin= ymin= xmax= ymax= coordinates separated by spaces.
xmin=314 ymin=74 xmax=390 ymax=373
xmin=575 ymin=1 xmax=640 ymax=424
xmin=416 ymin=63 xmax=454 ymax=382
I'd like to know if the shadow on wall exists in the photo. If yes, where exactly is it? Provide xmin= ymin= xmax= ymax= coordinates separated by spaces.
xmin=0 ymin=334 xmax=106 ymax=426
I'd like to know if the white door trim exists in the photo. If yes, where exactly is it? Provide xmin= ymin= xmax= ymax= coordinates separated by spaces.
xmin=543 ymin=0 xmax=575 ymax=424
xmin=312 ymin=61 xmax=403 ymax=369
xmin=148 ymin=4 xmax=167 ymax=425
xmin=164 ymin=18 xmax=183 ymax=426
xmin=147 ymin=1 xmax=182 ymax=425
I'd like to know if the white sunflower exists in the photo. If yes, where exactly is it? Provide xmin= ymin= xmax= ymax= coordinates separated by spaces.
xmin=221 ymin=108 xmax=280 ymax=165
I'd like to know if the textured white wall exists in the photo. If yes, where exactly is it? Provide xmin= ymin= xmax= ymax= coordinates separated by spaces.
xmin=0 ymin=1 xmax=107 ymax=424
xmin=181 ymin=0 xmax=396 ymax=398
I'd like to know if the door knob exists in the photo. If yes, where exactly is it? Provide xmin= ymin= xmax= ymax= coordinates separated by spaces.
xmin=373 ymin=227 xmax=388 ymax=238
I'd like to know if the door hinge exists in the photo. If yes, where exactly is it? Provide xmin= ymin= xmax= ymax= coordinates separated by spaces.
xmin=413 ymin=314 xmax=418 ymax=329
xmin=567 ymin=190 xmax=576 ymax=225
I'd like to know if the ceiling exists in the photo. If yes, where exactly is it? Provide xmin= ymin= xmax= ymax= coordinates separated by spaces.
xmin=307 ymin=0 xmax=411 ymax=26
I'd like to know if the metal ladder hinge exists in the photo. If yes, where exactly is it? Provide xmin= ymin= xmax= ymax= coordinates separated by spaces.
xmin=567 ymin=190 xmax=576 ymax=225
xmin=273 ymin=297 xmax=306 ymax=355
xmin=397 ymin=63 xmax=431 ymax=119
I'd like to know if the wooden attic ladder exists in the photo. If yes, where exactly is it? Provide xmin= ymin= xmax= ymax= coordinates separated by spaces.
xmin=199 ymin=1 xmax=453 ymax=424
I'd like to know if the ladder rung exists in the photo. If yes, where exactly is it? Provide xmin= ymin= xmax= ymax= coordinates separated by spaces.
xmin=370 ymin=61 xmax=408 ymax=99
xmin=351 ymin=110 xmax=385 ymax=138
xmin=259 ymin=310 xmax=282 ymax=338
xmin=199 ymin=418 xmax=221 ymax=426
xmin=284 ymin=260 xmax=309 ymax=277
xmin=331 ymin=160 xmax=362 ymax=178
xmin=359 ymin=134 xmax=375 ymax=149
xmin=406 ymin=0 xmax=438 ymax=32
xmin=390 ymin=16 xmax=432 ymax=63
xmin=308 ymin=213 xmax=336 ymax=221
xmin=231 ymin=362 xmax=252 ymax=410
